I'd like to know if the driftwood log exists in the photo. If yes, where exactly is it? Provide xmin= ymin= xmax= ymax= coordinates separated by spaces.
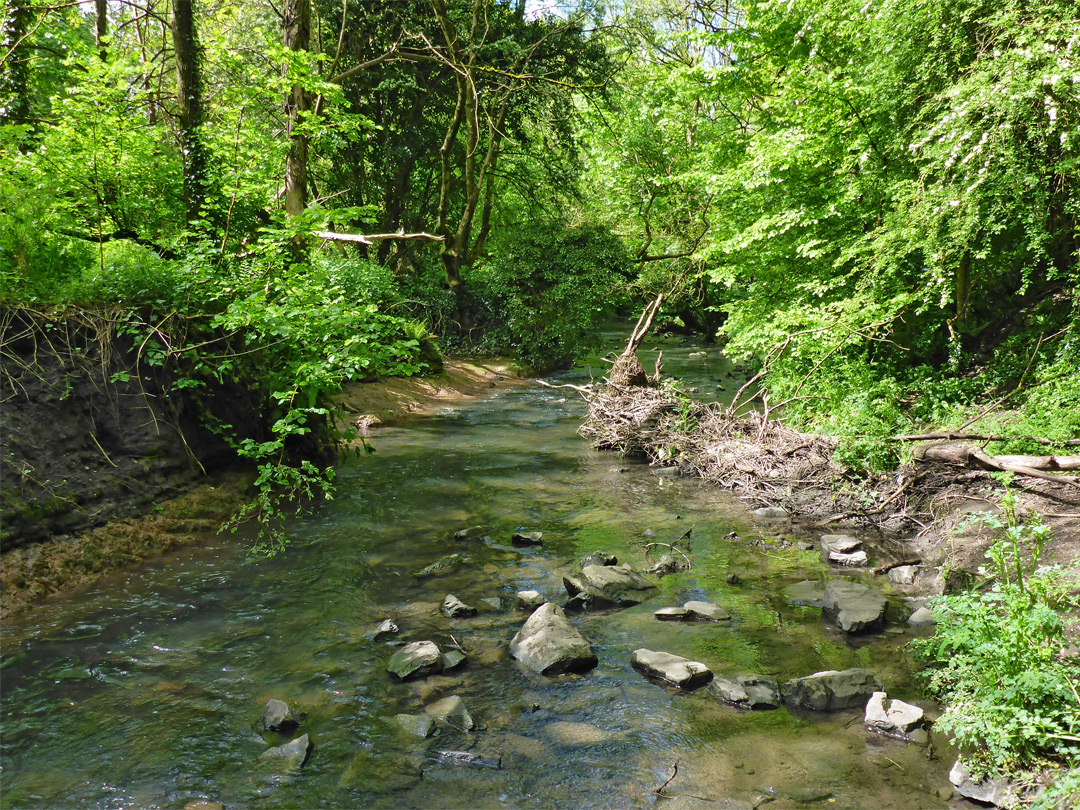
xmin=916 ymin=443 xmax=1080 ymax=488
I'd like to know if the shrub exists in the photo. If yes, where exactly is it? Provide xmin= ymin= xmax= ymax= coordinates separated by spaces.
xmin=911 ymin=481 xmax=1080 ymax=780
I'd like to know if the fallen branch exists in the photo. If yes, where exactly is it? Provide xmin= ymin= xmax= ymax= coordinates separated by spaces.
xmin=654 ymin=759 xmax=679 ymax=796
xmin=894 ymin=432 xmax=1080 ymax=447
xmin=873 ymin=559 xmax=922 ymax=576
xmin=313 ymin=230 xmax=445 ymax=245
xmin=918 ymin=444 xmax=1080 ymax=488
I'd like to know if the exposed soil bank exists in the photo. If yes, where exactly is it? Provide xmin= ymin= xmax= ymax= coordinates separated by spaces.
xmin=334 ymin=357 xmax=529 ymax=431
xmin=1 ymin=347 xmax=526 ymax=618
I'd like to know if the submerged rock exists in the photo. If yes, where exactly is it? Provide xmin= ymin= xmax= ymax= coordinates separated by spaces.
xmin=261 ymin=698 xmax=298 ymax=733
xmin=579 ymin=551 xmax=618 ymax=569
xmin=442 ymin=594 xmax=477 ymax=618
xmin=642 ymin=554 xmax=687 ymax=577
xmin=783 ymin=668 xmax=883 ymax=711
xmin=431 ymin=750 xmax=501 ymax=769
xmin=509 ymin=602 xmax=598 ymax=676
xmin=395 ymin=713 xmax=436 ymax=738
xmin=542 ymin=721 xmax=624 ymax=746
xmin=259 ymin=733 xmax=311 ymax=770
xmin=563 ymin=564 xmax=659 ymax=609
xmin=453 ymin=525 xmax=489 ymax=541
xmin=414 ymin=554 xmax=465 ymax=578
xmin=710 ymin=675 xmax=781 ymax=710
xmin=515 ymin=590 xmax=545 ymax=611
xmin=753 ymin=506 xmax=788 ymax=520
xmin=864 ymin=691 xmax=924 ymax=735
xmin=425 ymin=695 xmax=475 ymax=732
xmin=822 ymin=580 xmax=887 ymax=632
xmin=683 ymin=601 xmax=730 ymax=621
xmin=511 ymin=530 xmax=543 ymax=546
xmin=785 ymin=580 xmax=825 ymax=608
xmin=631 ymin=649 xmax=713 ymax=689
xmin=387 ymin=641 xmax=443 ymax=681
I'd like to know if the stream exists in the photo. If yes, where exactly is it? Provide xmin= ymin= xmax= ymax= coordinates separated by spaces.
xmin=0 ymin=333 xmax=956 ymax=809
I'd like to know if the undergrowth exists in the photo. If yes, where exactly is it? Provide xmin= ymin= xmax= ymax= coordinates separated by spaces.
xmin=911 ymin=478 xmax=1080 ymax=792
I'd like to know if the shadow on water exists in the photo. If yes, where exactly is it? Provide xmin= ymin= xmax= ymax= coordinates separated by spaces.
xmin=0 ymin=332 xmax=953 ymax=810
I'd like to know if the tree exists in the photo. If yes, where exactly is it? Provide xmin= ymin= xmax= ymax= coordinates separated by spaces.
xmin=171 ymin=0 xmax=208 ymax=223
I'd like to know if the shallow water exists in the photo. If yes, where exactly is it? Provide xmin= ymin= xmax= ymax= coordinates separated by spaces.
xmin=1 ymin=333 xmax=953 ymax=809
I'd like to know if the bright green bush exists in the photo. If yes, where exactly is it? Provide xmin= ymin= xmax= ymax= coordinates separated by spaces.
xmin=477 ymin=221 xmax=629 ymax=370
xmin=911 ymin=483 xmax=1080 ymax=779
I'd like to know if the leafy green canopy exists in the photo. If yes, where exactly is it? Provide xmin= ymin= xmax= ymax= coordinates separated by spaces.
xmin=584 ymin=0 xmax=1078 ymax=467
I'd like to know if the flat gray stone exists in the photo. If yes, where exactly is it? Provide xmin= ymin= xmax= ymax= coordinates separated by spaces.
xmin=516 ymin=590 xmax=545 ymax=610
xmin=395 ymin=713 xmax=436 ymax=738
xmin=683 ymin=601 xmax=730 ymax=621
xmin=785 ymin=580 xmax=825 ymax=608
xmin=563 ymin=564 xmax=659 ymax=608
xmin=829 ymin=550 xmax=868 ymax=566
xmin=949 ymin=759 xmax=1017 ymax=806
xmin=387 ymin=640 xmax=443 ymax=681
xmin=631 ymin=649 xmax=713 ymax=689
xmin=865 ymin=691 xmax=924 ymax=734
xmin=820 ymin=534 xmax=861 ymax=554
xmin=822 ymin=580 xmax=887 ymax=632
xmin=783 ymin=668 xmax=883 ymax=711
xmin=654 ymin=606 xmax=691 ymax=621
xmin=442 ymin=594 xmax=477 ymax=618
xmin=425 ymin=695 xmax=475 ymax=732
xmin=908 ymin=606 xmax=937 ymax=625
xmin=509 ymin=602 xmax=598 ymax=676
xmin=711 ymin=675 xmax=780 ymax=709
xmin=888 ymin=565 xmax=919 ymax=585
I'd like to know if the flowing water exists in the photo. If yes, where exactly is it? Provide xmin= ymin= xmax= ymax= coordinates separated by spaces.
xmin=1 ymin=334 xmax=955 ymax=809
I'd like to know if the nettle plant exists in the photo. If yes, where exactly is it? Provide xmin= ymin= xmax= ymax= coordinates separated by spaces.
xmin=912 ymin=477 xmax=1080 ymax=780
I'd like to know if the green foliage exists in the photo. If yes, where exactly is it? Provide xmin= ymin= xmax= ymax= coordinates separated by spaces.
xmin=476 ymin=222 xmax=630 ymax=369
xmin=911 ymin=483 xmax=1080 ymax=778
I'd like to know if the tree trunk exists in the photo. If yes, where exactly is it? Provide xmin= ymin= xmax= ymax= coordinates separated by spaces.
xmin=0 ymin=2 xmax=33 ymax=126
xmin=171 ymin=0 xmax=207 ymax=223
xmin=283 ymin=0 xmax=311 ymax=221
xmin=95 ymin=0 xmax=108 ymax=60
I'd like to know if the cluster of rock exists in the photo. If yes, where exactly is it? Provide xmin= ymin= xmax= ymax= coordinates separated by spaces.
xmin=819 ymin=534 xmax=867 ymax=566
xmin=258 ymin=698 xmax=312 ymax=773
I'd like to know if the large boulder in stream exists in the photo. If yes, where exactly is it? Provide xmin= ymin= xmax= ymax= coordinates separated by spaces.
xmin=822 ymin=580 xmax=887 ymax=632
xmin=631 ymin=649 xmax=713 ymax=689
xmin=510 ymin=603 xmax=598 ymax=675
xmin=783 ymin=668 xmax=883 ymax=711
xmin=864 ymin=691 xmax=925 ymax=735
xmin=563 ymin=564 xmax=658 ymax=610
xmin=442 ymin=594 xmax=477 ymax=618
xmin=949 ymin=759 xmax=1018 ymax=807
xmin=387 ymin=641 xmax=444 ymax=681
